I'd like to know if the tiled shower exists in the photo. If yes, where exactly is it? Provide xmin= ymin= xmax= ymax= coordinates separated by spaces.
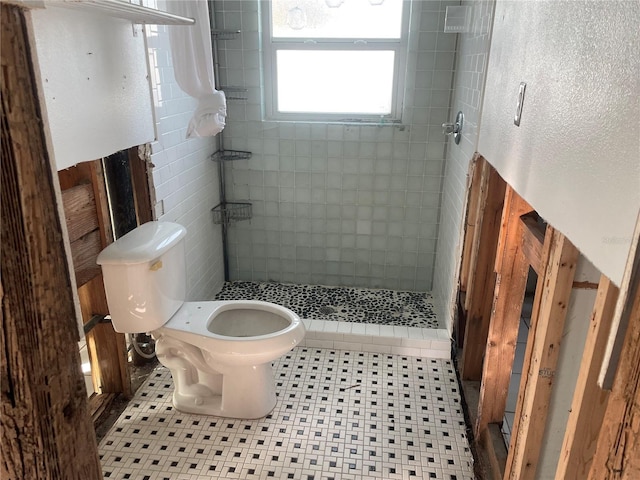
xmin=146 ymin=0 xmax=494 ymax=324
xmin=215 ymin=0 xmax=458 ymax=292
xmin=142 ymin=0 xmax=497 ymax=343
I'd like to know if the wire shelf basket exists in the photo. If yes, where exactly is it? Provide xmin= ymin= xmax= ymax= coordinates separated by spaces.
xmin=212 ymin=202 xmax=252 ymax=225
xmin=211 ymin=150 xmax=252 ymax=162
xmin=211 ymin=29 xmax=241 ymax=41
xmin=221 ymin=86 xmax=248 ymax=101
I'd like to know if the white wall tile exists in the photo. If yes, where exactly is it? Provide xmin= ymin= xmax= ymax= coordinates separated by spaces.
xmin=432 ymin=0 xmax=496 ymax=332
xmin=217 ymin=0 xmax=457 ymax=291
xmin=145 ymin=21 xmax=225 ymax=301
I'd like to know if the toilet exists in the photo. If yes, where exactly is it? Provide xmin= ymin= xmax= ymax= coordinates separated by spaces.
xmin=96 ymin=221 xmax=305 ymax=419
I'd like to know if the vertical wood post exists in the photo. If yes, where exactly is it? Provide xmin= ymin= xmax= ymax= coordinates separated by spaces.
xmin=461 ymin=158 xmax=506 ymax=380
xmin=459 ymin=154 xmax=484 ymax=295
xmin=475 ymin=186 xmax=532 ymax=436
xmin=505 ymin=227 xmax=579 ymax=479
xmin=1 ymin=4 xmax=102 ymax=478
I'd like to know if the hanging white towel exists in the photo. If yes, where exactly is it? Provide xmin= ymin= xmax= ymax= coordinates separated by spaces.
xmin=166 ymin=0 xmax=226 ymax=138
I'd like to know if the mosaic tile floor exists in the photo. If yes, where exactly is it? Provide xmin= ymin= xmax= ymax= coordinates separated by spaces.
xmin=100 ymin=348 xmax=474 ymax=479
xmin=215 ymin=282 xmax=439 ymax=329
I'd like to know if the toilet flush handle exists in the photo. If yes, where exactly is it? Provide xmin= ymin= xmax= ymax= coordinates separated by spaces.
xmin=442 ymin=110 xmax=464 ymax=145
xmin=150 ymin=260 xmax=163 ymax=271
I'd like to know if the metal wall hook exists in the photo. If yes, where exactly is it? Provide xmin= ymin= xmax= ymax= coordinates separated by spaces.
xmin=442 ymin=111 xmax=464 ymax=144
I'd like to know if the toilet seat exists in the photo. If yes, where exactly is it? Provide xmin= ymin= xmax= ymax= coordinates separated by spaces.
xmin=155 ymin=300 xmax=305 ymax=365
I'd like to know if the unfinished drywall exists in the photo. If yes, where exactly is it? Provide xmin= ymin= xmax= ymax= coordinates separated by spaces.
xmin=478 ymin=0 xmax=640 ymax=286
xmin=28 ymin=6 xmax=154 ymax=170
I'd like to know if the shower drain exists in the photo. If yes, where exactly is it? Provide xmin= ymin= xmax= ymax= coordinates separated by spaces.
xmin=318 ymin=306 xmax=337 ymax=315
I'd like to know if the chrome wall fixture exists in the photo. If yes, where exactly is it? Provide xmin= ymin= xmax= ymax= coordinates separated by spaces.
xmin=442 ymin=110 xmax=464 ymax=145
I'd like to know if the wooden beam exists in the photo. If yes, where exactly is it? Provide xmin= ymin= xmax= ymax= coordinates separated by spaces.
xmin=88 ymin=392 xmax=118 ymax=425
xmin=0 ymin=4 xmax=101 ymax=477
xmin=486 ymin=424 xmax=508 ymax=480
xmin=456 ymin=154 xmax=483 ymax=348
xmin=89 ymin=160 xmax=114 ymax=248
xmin=588 ymin=213 xmax=640 ymax=479
xmin=59 ymin=161 xmax=109 ymax=287
xmin=520 ymin=213 xmax=545 ymax=275
xmin=555 ymin=275 xmax=619 ymax=479
xmin=475 ymin=186 xmax=533 ymax=435
xmin=505 ymin=227 xmax=579 ymax=480
xmin=62 ymin=183 xmax=100 ymax=242
xmin=70 ymin=229 xmax=103 ymax=286
xmin=59 ymin=160 xmax=113 ymax=250
xmin=128 ymin=145 xmax=155 ymax=224
xmin=461 ymin=158 xmax=506 ymax=380
xmin=460 ymin=154 xmax=484 ymax=295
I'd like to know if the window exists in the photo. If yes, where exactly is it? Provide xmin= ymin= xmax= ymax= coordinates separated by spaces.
xmin=262 ymin=0 xmax=409 ymax=122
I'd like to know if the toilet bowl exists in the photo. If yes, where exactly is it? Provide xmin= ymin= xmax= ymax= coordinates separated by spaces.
xmin=97 ymin=222 xmax=305 ymax=419
xmin=154 ymin=300 xmax=304 ymax=417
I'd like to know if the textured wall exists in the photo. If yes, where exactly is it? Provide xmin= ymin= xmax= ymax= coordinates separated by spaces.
xmin=145 ymin=8 xmax=225 ymax=301
xmin=214 ymin=0 xmax=459 ymax=291
xmin=479 ymin=0 xmax=640 ymax=285
xmin=432 ymin=0 xmax=496 ymax=330
xmin=29 ymin=7 xmax=155 ymax=171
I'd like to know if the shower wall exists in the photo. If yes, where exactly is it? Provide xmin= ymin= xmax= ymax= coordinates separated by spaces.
xmin=145 ymin=17 xmax=225 ymax=301
xmin=432 ymin=0 xmax=495 ymax=328
xmin=214 ymin=0 xmax=458 ymax=291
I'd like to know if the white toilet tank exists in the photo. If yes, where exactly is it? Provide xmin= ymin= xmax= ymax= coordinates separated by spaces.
xmin=97 ymin=222 xmax=188 ymax=333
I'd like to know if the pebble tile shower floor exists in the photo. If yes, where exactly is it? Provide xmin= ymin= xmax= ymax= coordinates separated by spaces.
xmin=215 ymin=282 xmax=439 ymax=329
xmin=100 ymin=348 xmax=474 ymax=479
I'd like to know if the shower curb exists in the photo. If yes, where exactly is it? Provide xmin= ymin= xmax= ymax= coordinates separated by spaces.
xmin=299 ymin=319 xmax=452 ymax=359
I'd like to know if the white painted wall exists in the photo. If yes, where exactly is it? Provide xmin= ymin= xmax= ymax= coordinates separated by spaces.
xmin=29 ymin=6 xmax=155 ymax=171
xmin=478 ymin=0 xmax=640 ymax=286
xmin=433 ymin=0 xmax=496 ymax=330
xmin=28 ymin=3 xmax=224 ymax=301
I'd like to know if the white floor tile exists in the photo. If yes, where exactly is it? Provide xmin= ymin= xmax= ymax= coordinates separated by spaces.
xmin=100 ymin=348 xmax=475 ymax=480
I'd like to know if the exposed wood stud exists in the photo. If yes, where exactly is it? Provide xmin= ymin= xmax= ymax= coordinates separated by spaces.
xmin=505 ymin=227 xmax=579 ymax=480
xmin=456 ymin=155 xmax=483 ymax=348
xmin=475 ymin=186 xmax=533 ymax=435
xmin=88 ymin=392 xmax=118 ymax=425
xmin=555 ymin=275 xmax=619 ymax=479
xmin=129 ymin=145 xmax=155 ymax=224
xmin=460 ymin=154 xmax=484 ymax=296
xmin=89 ymin=160 xmax=114 ymax=248
xmin=519 ymin=213 xmax=545 ymax=275
xmin=70 ymin=229 xmax=103 ymax=286
xmin=1 ymin=4 xmax=102 ymax=477
xmin=461 ymin=158 xmax=507 ymax=380
xmin=62 ymin=183 xmax=100 ymax=242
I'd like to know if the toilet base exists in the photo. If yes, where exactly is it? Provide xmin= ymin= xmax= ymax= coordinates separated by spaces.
xmin=155 ymin=334 xmax=278 ymax=419
xmin=171 ymin=363 xmax=277 ymax=419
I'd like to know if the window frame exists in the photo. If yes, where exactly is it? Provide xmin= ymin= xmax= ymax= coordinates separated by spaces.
xmin=261 ymin=0 xmax=410 ymax=123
